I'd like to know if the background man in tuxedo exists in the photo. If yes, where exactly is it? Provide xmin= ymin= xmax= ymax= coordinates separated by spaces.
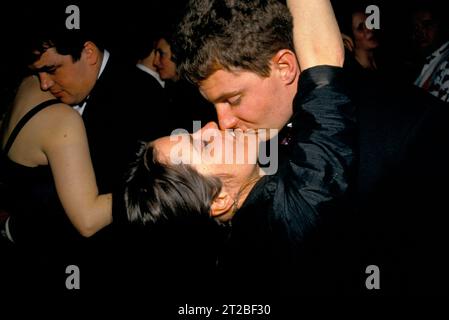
xmin=26 ymin=14 xmax=168 ymax=194
xmin=17 ymin=4 xmax=175 ymax=290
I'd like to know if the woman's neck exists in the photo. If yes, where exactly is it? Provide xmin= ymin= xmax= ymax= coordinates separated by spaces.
xmin=355 ymin=49 xmax=377 ymax=70
xmin=234 ymin=168 xmax=265 ymax=212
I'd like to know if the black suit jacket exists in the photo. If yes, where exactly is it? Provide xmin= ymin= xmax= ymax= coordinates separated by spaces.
xmin=81 ymin=57 xmax=170 ymax=194
xmin=79 ymin=56 xmax=175 ymax=291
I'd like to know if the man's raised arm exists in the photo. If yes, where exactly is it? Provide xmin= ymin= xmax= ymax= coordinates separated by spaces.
xmin=287 ymin=0 xmax=344 ymax=70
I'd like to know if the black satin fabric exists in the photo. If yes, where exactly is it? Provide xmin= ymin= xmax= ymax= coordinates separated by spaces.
xmin=219 ymin=66 xmax=357 ymax=295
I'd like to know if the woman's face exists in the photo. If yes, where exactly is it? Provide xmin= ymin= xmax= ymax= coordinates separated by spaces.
xmin=153 ymin=38 xmax=178 ymax=81
xmin=352 ymin=12 xmax=379 ymax=51
xmin=152 ymin=122 xmax=260 ymax=189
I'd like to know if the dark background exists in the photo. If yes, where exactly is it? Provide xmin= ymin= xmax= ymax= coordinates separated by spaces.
xmin=0 ymin=0 xmax=447 ymax=121
xmin=0 ymin=0 xmax=430 ymax=84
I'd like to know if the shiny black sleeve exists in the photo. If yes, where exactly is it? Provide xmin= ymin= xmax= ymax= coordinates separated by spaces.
xmin=270 ymin=65 xmax=356 ymax=246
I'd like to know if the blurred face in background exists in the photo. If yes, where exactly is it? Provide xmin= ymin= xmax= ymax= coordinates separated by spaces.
xmin=154 ymin=38 xmax=178 ymax=81
xmin=412 ymin=10 xmax=443 ymax=54
xmin=352 ymin=11 xmax=379 ymax=52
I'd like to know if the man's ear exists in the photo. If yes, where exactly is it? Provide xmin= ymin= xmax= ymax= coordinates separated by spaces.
xmin=272 ymin=49 xmax=299 ymax=84
xmin=82 ymin=41 xmax=100 ymax=65
xmin=210 ymin=191 xmax=235 ymax=218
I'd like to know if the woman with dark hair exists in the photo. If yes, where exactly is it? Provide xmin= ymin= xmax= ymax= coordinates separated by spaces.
xmin=123 ymin=0 xmax=355 ymax=295
xmin=125 ymin=123 xmax=261 ymax=226
xmin=153 ymin=33 xmax=217 ymax=132
xmin=339 ymin=3 xmax=381 ymax=71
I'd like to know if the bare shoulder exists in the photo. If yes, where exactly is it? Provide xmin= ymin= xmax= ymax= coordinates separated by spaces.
xmin=15 ymin=75 xmax=54 ymax=108
xmin=6 ymin=76 xmax=83 ymax=142
xmin=16 ymin=75 xmax=38 ymax=93
xmin=38 ymin=104 xmax=87 ymax=152
xmin=38 ymin=103 xmax=84 ymax=129
xmin=16 ymin=76 xmax=79 ymax=120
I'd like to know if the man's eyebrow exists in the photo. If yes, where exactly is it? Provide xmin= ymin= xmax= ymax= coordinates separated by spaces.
xmin=30 ymin=65 xmax=58 ymax=73
xmin=212 ymin=90 xmax=241 ymax=103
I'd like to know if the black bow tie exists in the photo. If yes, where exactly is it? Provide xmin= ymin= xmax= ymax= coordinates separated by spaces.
xmin=73 ymin=96 xmax=90 ymax=112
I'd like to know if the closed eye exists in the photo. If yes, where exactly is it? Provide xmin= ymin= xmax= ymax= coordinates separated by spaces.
xmin=228 ymin=96 xmax=241 ymax=106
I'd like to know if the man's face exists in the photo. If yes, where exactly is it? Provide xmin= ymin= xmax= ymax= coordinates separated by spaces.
xmin=30 ymin=47 xmax=95 ymax=105
xmin=198 ymin=67 xmax=294 ymax=132
xmin=412 ymin=11 xmax=442 ymax=53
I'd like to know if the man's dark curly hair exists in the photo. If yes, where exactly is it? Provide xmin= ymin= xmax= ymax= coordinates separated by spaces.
xmin=172 ymin=0 xmax=294 ymax=84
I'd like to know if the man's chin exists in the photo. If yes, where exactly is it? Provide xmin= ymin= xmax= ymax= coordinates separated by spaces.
xmin=60 ymin=97 xmax=76 ymax=105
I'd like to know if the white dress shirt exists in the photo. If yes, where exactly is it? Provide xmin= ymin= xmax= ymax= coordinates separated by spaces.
xmin=73 ymin=49 xmax=110 ymax=115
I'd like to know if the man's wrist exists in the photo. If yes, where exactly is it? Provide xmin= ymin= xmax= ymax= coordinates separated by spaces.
xmin=298 ymin=65 xmax=344 ymax=96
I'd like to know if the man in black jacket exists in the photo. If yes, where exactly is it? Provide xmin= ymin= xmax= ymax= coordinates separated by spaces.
xmin=15 ymin=5 xmax=173 ymax=291
xmin=175 ymin=0 xmax=449 ymax=296
xmin=174 ymin=0 xmax=356 ymax=295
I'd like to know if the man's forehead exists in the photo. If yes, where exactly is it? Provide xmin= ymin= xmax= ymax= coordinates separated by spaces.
xmin=199 ymin=69 xmax=247 ymax=100
xmin=414 ymin=11 xmax=433 ymax=22
xmin=29 ymin=48 xmax=61 ymax=68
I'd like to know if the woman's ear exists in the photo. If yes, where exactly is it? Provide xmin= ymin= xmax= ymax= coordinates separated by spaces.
xmin=272 ymin=49 xmax=299 ymax=84
xmin=210 ymin=191 xmax=235 ymax=218
xmin=342 ymin=33 xmax=355 ymax=52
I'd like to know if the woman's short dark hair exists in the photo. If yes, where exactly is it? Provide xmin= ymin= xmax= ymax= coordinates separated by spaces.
xmin=124 ymin=141 xmax=222 ymax=226
xmin=172 ymin=0 xmax=294 ymax=83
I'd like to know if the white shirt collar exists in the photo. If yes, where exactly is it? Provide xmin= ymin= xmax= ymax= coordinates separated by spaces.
xmin=73 ymin=49 xmax=110 ymax=115
xmin=98 ymin=49 xmax=110 ymax=79
xmin=136 ymin=63 xmax=165 ymax=88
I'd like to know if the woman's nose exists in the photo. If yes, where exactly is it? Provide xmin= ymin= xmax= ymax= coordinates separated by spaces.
xmin=203 ymin=121 xmax=218 ymax=129
xmin=192 ymin=121 xmax=218 ymax=139
xmin=202 ymin=121 xmax=219 ymax=131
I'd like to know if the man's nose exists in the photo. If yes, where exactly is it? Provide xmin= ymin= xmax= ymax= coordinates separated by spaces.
xmin=215 ymin=104 xmax=238 ymax=130
xmin=38 ymin=73 xmax=54 ymax=91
